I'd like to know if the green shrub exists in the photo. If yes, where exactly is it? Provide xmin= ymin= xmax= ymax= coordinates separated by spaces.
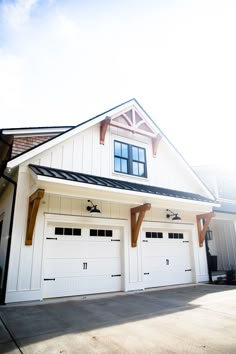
xmin=226 ymin=267 xmax=236 ymax=283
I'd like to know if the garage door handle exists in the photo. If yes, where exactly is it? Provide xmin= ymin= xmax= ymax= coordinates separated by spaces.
xmin=111 ymin=274 xmax=121 ymax=277
xmin=46 ymin=237 xmax=57 ymax=240
xmin=44 ymin=278 xmax=55 ymax=281
xmin=144 ymin=272 xmax=149 ymax=275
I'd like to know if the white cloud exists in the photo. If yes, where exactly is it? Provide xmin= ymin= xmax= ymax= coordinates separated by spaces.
xmin=3 ymin=0 xmax=38 ymax=28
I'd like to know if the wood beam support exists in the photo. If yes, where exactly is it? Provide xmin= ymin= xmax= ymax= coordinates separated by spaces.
xmin=196 ymin=212 xmax=215 ymax=247
xmin=100 ymin=117 xmax=111 ymax=145
xmin=131 ymin=203 xmax=151 ymax=247
xmin=25 ymin=189 xmax=45 ymax=246
xmin=152 ymin=134 xmax=162 ymax=157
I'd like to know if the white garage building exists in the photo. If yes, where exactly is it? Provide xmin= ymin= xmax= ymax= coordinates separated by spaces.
xmin=0 ymin=99 xmax=217 ymax=303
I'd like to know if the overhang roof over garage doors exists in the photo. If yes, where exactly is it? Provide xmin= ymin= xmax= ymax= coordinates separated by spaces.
xmin=29 ymin=164 xmax=216 ymax=204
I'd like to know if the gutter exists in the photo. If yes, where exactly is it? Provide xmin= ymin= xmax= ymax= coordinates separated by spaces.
xmin=0 ymin=174 xmax=17 ymax=305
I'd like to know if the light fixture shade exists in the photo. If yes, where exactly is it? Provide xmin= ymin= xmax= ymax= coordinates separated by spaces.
xmin=172 ymin=214 xmax=181 ymax=221
xmin=87 ymin=200 xmax=101 ymax=213
xmin=166 ymin=209 xmax=181 ymax=221
xmin=90 ymin=206 xmax=101 ymax=213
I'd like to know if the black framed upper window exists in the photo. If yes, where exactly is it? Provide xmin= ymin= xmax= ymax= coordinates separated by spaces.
xmin=114 ymin=141 xmax=147 ymax=177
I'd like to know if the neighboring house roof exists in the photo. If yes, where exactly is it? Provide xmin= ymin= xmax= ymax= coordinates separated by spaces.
xmin=1 ymin=125 xmax=74 ymax=159
xmin=194 ymin=165 xmax=236 ymax=214
xmin=11 ymin=135 xmax=55 ymax=158
xmin=214 ymin=201 xmax=236 ymax=214
xmin=29 ymin=164 xmax=215 ymax=204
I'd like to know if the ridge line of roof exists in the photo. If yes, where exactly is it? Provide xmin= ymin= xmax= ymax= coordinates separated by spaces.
xmin=6 ymin=98 xmax=136 ymax=163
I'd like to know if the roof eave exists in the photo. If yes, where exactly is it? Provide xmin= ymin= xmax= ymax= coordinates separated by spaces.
xmin=33 ymin=174 xmax=218 ymax=210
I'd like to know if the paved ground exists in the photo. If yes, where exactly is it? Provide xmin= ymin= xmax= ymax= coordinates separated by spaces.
xmin=0 ymin=284 xmax=236 ymax=354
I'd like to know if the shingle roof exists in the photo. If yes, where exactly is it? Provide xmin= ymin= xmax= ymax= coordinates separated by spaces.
xmin=29 ymin=164 xmax=215 ymax=204
xmin=11 ymin=135 xmax=55 ymax=158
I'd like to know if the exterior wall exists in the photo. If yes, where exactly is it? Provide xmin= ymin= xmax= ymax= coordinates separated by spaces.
xmin=0 ymin=183 xmax=14 ymax=288
xmin=24 ymin=123 xmax=210 ymax=198
xmin=210 ymin=219 xmax=236 ymax=270
xmin=6 ymin=168 xmax=209 ymax=303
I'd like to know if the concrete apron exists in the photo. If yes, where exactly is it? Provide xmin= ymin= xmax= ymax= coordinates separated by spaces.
xmin=0 ymin=284 xmax=236 ymax=354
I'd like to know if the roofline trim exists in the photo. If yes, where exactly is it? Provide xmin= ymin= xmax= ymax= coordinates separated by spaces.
xmin=7 ymin=99 xmax=138 ymax=168
xmin=34 ymin=174 xmax=218 ymax=207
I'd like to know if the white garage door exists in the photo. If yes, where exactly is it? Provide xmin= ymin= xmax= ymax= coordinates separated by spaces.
xmin=142 ymin=230 xmax=192 ymax=288
xmin=43 ymin=223 xmax=122 ymax=298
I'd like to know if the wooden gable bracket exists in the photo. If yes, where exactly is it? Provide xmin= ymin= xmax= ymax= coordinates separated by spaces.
xmin=100 ymin=117 xmax=111 ymax=145
xmin=131 ymin=203 xmax=151 ymax=247
xmin=196 ymin=212 xmax=215 ymax=247
xmin=152 ymin=134 xmax=162 ymax=157
xmin=25 ymin=189 xmax=45 ymax=246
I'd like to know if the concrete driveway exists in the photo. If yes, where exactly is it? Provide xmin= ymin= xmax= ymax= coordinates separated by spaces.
xmin=0 ymin=284 xmax=236 ymax=354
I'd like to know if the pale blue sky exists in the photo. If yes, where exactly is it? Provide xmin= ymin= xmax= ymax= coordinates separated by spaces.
xmin=0 ymin=0 xmax=236 ymax=168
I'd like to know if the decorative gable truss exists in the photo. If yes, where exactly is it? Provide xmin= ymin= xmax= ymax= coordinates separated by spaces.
xmin=100 ymin=107 xmax=162 ymax=157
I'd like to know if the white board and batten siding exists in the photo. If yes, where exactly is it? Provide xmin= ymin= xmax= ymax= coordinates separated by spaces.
xmin=4 ymin=104 xmax=213 ymax=302
xmin=210 ymin=219 xmax=236 ymax=270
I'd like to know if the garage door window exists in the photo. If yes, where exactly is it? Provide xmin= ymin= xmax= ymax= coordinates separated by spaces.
xmin=55 ymin=227 xmax=81 ymax=236
xmin=168 ymin=233 xmax=184 ymax=239
xmin=146 ymin=232 xmax=163 ymax=239
xmin=90 ymin=229 xmax=113 ymax=237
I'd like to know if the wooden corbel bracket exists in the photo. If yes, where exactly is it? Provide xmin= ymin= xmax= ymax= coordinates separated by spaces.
xmin=152 ymin=134 xmax=162 ymax=157
xmin=131 ymin=203 xmax=151 ymax=247
xmin=100 ymin=117 xmax=111 ymax=145
xmin=196 ymin=212 xmax=215 ymax=247
xmin=25 ymin=189 xmax=45 ymax=246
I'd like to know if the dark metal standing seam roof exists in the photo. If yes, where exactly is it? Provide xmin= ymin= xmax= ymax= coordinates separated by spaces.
xmin=29 ymin=164 xmax=215 ymax=204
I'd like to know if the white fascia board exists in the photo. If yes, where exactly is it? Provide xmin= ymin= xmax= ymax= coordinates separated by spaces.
xmin=2 ymin=127 xmax=72 ymax=135
xmin=6 ymin=100 xmax=139 ymax=169
xmin=35 ymin=174 xmax=218 ymax=209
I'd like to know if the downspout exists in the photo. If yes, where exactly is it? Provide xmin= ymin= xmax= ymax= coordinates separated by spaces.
xmin=0 ymin=174 xmax=17 ymax=304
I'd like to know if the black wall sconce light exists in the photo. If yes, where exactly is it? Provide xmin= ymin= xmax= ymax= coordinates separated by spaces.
xmin=166 ymin=209 xmax=181 ymax=221
xmin=87 ymin=200 xmax=101 ymax=213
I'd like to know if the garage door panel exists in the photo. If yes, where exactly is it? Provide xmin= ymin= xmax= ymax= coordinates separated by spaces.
xmin=143 ymin=242 xmax=189 ymax=257
xmin=43 ymin=275 xmax=122 ymax=298
xmin=44 ymin=240 xmax=120 ymax=259
xmin=43 ymin=257 xmax=121 ymax=277
xmin=144 ymin=270 xmax=192 ymax=288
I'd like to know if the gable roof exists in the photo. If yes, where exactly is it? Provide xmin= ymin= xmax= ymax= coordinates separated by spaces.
xmin=5 ymin=98 xmax=215 ymax=200
xmin=6 ymin=98 xmax=139 ymax=168
xmin=29 ymin=164 xmax=216 ymax=204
